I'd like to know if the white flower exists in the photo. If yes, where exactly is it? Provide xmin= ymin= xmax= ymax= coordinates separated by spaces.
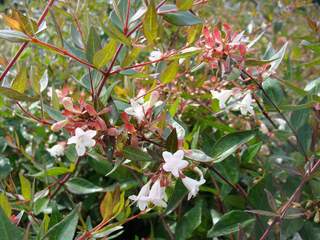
xmin=182 ymin=176 xmax=206 ymax=200
xmin=148 ymin=179 xmax=167 ymax=208
xmin=235 ymin=92 xmax=254 ymax=115
xmin=67 ymin=128 xmax=96 ymax=156
xmin=129 ymin=181 xmax=151 ymax=211
xmin=47 ymin=144 xmax=65 ymax=157
xmin=125 ymin=100 xmax=145 ymax=123
xmin=124 ymin=93 xmax=160 ymax=123
xmin=149 ymin=50 xmax=162 ymax=62
xmin=162 ymin=150 xmax=189 ymax=178
xmin=274 ymin=118 xmax=286 ymax=130
xmin=211 ymin=89 xmax=233 ymax=109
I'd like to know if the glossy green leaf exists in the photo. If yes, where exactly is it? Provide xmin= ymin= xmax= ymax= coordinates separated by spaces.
xmin=262 ymin=78 xmax=284 ymax=105
xmin=143 ymin=0 xmax=158 ymax=45
xmin=123 ymin=146 xmax=153 ymax=162
xmin=86 ymin=27 xmax=102 ymax=63
xmin=32 ymin=167 xmax=70 ymax=177
xmin=211 ymin=130 xmax=257 ymax=163
xmin=160 ymin=5 xmax=202 ymax=26
xmin=176 ymin=200 xmax=203 ymax=240
xmin=0 ymin=157 xmax=12 ymax=179
xmin=105 ymin=21 xmax=131 ymax=46
xmin=0 ymin=29 xmax=30 ymax=42
xmin=93 ymin=39 xmax=117 ymax=68
xmin=65 ymin=177 xmax=104 ymax=194
xmin=207 ymin=210 xmax=255 ymax=237
xmin=19 ymin=173 xmax=32 ymax=201
xmin=33 ymin=197 xmax=49 ymax=215
xmin=160 ymin=60 xmax=179 ymax=84
xmin=0 ymin=87 xmax=38 ymax=102
xmin=165 ymin=180 xmax=188 ymax=215
xmin=176 ymin=0 xmax=193 ymax=10
xmin=11 ymin=66 xmax=28 ymax=93
xmin=39 ymin=70 xmax=49 ymax=93
xmin=44 ymin=205 xmax=80 ymax=240
xmin=166 ymin=128 xmax=178 ymax=152
xmin=0 ymin=207 xmax=24 ymax=240
xmin=0 ymin=193 xmax=11 ymax=218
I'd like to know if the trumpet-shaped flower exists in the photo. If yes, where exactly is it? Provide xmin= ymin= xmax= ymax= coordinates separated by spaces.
xmin=211 ymin=89 xmax=233 ymax=109
xmin=67 ymin=128 xmax=96 ymax=156
xmin=182 ymin=175 xmax=206 ymax=200
xmin=234 ymin=91 xmax=254 ymax=115
xmin=148 ymin=179 xmax=167 ymax=208
xmin=162 ymin=150 xmax=189 ymax=178
xmin=129 ymin=181 xmax=151 ymax=211
xmin=125 ymin=100 xmax=145 ymax=123
xmin=47 ymin=144 xmax=65 ymax=157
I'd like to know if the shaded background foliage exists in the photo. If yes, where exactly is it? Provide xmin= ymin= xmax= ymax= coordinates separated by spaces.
xmin=0 ymin=0 xmax=319 ymax=240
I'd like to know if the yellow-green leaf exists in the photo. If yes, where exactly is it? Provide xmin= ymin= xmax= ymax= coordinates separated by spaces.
xmin=176 ymin=0 xmax=193 ymax=10
xmin=93 ymin=39 xmax=117 ymax=68
xmin=121 ymin=47 xmax=142 ymax=67
xmin=11 ymin=66 xmax=28 ymax=93
xmin=160 ymin=60 xmax=179 ymax=84
xmin=0 ymin=87 xmax=38 ymax=102
xmin=0 ymin=193 xmax=12 ymax=217
xmin=143 ymin=1 xmax=158 ymax=45
xmin=104 ymin=22 xmax=131 ymax=46
xmin=19 ymin=173 xmax=32 ymax=201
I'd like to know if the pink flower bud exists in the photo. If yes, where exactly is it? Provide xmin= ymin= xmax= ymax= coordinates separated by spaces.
xmin=62 ymin=97 xmax=74 ymax=112
xmin=51 ymin=119 xmax=68 ymax=132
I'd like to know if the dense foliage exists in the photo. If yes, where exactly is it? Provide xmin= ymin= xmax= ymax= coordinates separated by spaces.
xmin=0 ymin=0 xmax=319 ymax=239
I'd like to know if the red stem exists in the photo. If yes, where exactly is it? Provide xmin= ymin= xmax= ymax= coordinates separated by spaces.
xmin=0 ymin=0 xmax=56 ymax=82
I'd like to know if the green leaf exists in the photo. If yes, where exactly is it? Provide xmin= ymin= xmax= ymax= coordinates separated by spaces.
xmin=166 ymin=128 xmax=178 ymax=153
xmin=33 ymin=197 xmax=49 ymax=215
xmin=262 ymin=78 xmax=284 ymax=105
xmin=160 ymin=60 xmax=179 ymax=84
xmin=176 ymin=200 xmax=203 ymax=240
xmin=123 ymin=146 xmax=153 ymax=162
xmin=165 ymin=180 xmax=188 ymax=215
xmin=93 ymin=39 xmax=117 ymax=68
xmin=86 ymin=27 xmax=102 ymax=64
xmin=168 ymin=47 xmax=202 ymax=60
xmin=207 ymin=210 xmax=255 ymax=237
xmin=176 ymin=0 xmax=193 ymax=10
xmin=0 ymin=157 xmax=12 ymax=179
xmin=0 ymin=87 xmax=38 ymax=102
xmin=0 ymin=206 xmax=24 ymax=240
xmin=185 ymin=149 xmax=213 ymax=162
xmin=65 ymin=177 xmax=104 ymax=194
xmin=0 ymin=29 xmax=30 ymax=42
xmin=0 ymin=193 xmax=11 ymax=218
xmin=44 ymin=204 xmax=80 ymax=240
xmin=105 ymin=21 xmax=131 ymax=46
xmin=11 ymin=66 xmax=28 ymax=93
xmin=160 ymin=5 xmax=202 ymax=26
xmin=143 ymin=0 xmax=158 ymax=45
xmin=264 ymin=42 xmax=288 ymax=78
xmin=19 ymin=173 xmax=31 ymax=201
xmin=32 ymin=167 xmax=70 ymax=177
xmin=245 ymin=58 xmax=276 ymax=66
xmin=241 ymin=142 xmax=262 ymax=163
xmin=211 ymin=130 xmax=257 ymax=163
xmin=43 ymin=105 xmax=65 ymax=121
xmin=39 ymin=70 xmax=49 ymax=93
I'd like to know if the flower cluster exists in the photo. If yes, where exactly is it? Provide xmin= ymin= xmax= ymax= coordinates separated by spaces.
xmin=211 ymin=88 xmax=255 ymax=115
xmin=199 ymin=23 xmax=248 ymax=75
xmin=129 ymin=150 xmax=206 ymax=210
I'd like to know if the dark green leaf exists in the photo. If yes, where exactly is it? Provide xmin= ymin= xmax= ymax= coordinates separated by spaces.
xmin=44 ymin=204 xmax=80 ymax=240
xmin=86 ymin=27 xmax=101 ymax=63
xmin=123 ymin=146 xmax=153 ymax=162
xmin=0 ymin=157 xmax=12 ymax=179
xmin=207 ymin=210 xmax=255 ymax=237
xmin=176 ymin=200 xmax=203 ymax=240
xmin=166 ymin=129 xmax=178 ymax=153
xmin=0 ymin=87 xmax=38 ymax=102
xmin=211 ymin=130 xmax=257 ymax=163
xmin=65 ymin=178 xmax=104 ymax=194
xmin=0 ymin=206 xmax=24 ymax=240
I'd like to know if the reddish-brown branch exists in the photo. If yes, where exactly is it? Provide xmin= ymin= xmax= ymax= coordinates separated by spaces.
xmin=0 ymin=0 xmax=56 ymax=82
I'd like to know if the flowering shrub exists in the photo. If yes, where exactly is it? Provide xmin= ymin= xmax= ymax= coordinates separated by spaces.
xmin=0 ymin=1 xmax=319 ymax=239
